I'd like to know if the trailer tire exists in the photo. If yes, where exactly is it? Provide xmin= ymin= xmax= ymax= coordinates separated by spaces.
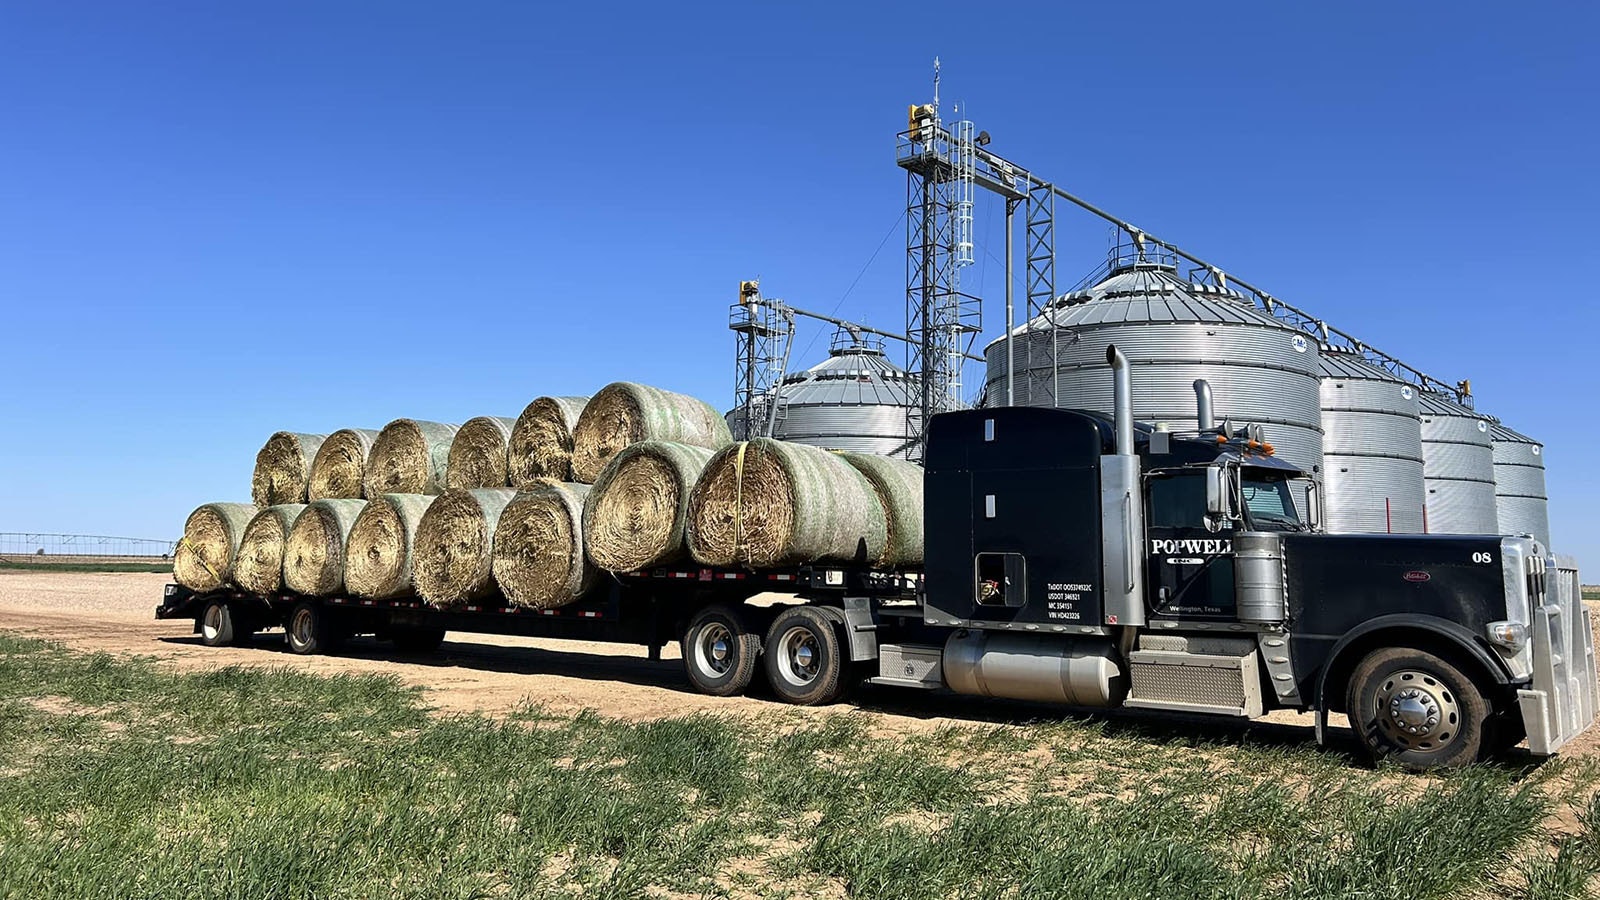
xmin=763 ymin=606 xmax=847 ymax=706
xmin=1346 ymin=647 xmax=1488 ymax=770
xmin=681 ymin=605 xmax=761 ymax=696
xmin=392 ymin=625 xmax=447 ymax=653
xmin=285 ymin=600 xmax=341 ymax=656
xmin=198 ymin=598 xmax=242 ymax=648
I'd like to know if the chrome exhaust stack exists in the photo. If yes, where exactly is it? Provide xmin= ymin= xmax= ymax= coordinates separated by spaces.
xmin=1194 ymin=379 xmax=1215 ymax=432
xmin=1107 ymin=344 xmax=1134 ymax=456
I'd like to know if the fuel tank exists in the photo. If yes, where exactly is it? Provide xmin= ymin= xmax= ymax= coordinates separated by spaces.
xmin=942 ymin=630 xmax=1126 ymax=706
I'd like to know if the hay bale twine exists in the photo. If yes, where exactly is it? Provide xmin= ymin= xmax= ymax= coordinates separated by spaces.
xmin=174 ymin=502 xmax=258 ymax=591
xmin=234 ymin=504 xmax=307 ymax=595
xmin=584 ymin=441 xmax=715 ymax=572
xmin=839 ymin=453 xmax=924 ymax=567
xmin=686 ymin=439 xmax=886 ymax=569
xmin=570 ymin=383 xmax=732 ymax=484
xmin=344 ymin=494 xmax=435 ymax=599
xmin=308 ymin=428 xmax=381 ymax=500
xmin=493 ymin=482 xmax=595 ymax=609
xmin=446 ymin=416 xmax=518 ymax=490
xmin=508 ymin=396 xmax=590 ymax=486
xmin=283 ymin=499 xmax=367 ymax=596
xmin=252 ymin=432 xmax=327 ymax=506
xmin=412 ymin=488 xmax=517 ymax=607
xmin=364 ymin=419 xmax=459 ymax=497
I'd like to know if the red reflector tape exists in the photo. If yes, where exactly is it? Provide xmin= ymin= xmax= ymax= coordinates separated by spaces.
xmin=465 ymin=606 xmax=480 ymax=612
xmin=770 ymin=574 xmax=794 ymax=581
xmin=540 ymin=610 xmax=557 ymax=616
xmin=579 ymin=611 xmax=600 ymax=618
xmin=361 ymin=600 xmax=374 ymax=606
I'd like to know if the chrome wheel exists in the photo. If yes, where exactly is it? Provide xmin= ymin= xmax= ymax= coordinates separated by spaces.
xmin=777 ymin=628 xmax=820 ymax=685
xmin=694 ymin=623 xmax=734 ymax=676
xmin=1375 ymin=669 xmax=1461 ymax=751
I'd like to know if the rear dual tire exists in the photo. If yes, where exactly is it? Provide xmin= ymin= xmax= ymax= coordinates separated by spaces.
xmin=681 ymin=605 xmax=761 ymax=696
xmin=285 ymin=600 xmax=343 ymax=655
xmin=763 ymin=607 xmax=851 ymax=706
xmin=198 ymin=599 xmax=252 ymax=648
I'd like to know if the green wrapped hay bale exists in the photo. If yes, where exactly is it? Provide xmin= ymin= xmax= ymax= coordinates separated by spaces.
xmin=344 ymin=493 xmax=435 ymax=599
xmin=308 ymin=428 xmax=381 ymax=500
xmin=175 ymin=502 xmax=259 ymax=592
xmin=686 ymin=439 xmax=885 ymax=569
xmin=283 ymin=499 xmax=367 ymax=596
xmin=509 ymin=395 xmax=590 ymax=486
xmin=584 ymin=441 xmax=715 ymax=572
xmin=570 ymin=383 xmax=731 ymax=484
xmin=493 ymin=482 xmax=595 ymax=609
xmin=413 ymin=488 xmax=517 ymax=607
xmin=446 ymin=416 xmax=518 ymax=490
xmin=364 ymin=419 xmax=459 ymax=497
xmin=234 ymin=504 xmax=306 ymax=595
xmin=252 ymin=432 xmax=327 ymax=506
xmin=840 ymin=452 xmax=924 ymax=567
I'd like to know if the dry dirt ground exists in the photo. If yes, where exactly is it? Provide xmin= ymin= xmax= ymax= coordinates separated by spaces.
xmin=1 ymin=570 xmax=1596 ymax=759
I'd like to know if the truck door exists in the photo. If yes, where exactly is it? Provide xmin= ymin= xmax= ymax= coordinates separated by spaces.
xmin=1144 ymin=472 xmax=1238 ymax=621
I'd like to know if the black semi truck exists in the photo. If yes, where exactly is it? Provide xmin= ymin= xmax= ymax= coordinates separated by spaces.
xmin=160 ymin=346 xmax=1595 ymax=769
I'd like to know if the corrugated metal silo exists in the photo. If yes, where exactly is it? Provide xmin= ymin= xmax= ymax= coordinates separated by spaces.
xmin=985 ymin=259 xmax=1324 ymax=506
xmin=767 ymin=334 xmax=917 ymax=458
xmin=1318 ymin=349 xmax=1426 ymax=533
xmin=1418 ymin=392 xmax=1498 ymax=533
xmin=1489 ymin=422 xmax=1550 ymax=547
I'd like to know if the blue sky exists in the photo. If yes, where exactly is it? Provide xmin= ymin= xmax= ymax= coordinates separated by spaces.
xmin=2 ymin=2 xmax=1596 ymax=571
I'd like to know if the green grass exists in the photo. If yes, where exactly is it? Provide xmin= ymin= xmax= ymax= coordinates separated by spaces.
xmin=1583 ymin=585 xmax=1599 ymax=603
xmin=0 ymin=559 xmax=172 ymax=573
xmin=0 ymin=633 xmax=1597 ymax=899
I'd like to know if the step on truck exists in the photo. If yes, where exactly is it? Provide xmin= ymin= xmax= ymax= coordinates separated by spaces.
xmin=159 ymin=345 xmax=1597 ymax=769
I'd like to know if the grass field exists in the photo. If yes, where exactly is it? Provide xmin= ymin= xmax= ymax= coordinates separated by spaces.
xmin=0 ymin=559 xmax=172 ymax=574
xmin=1585 ymin=585 xmax=1599 ymax=603
xmin=2 ymin=633 xmax=1599 ymax=899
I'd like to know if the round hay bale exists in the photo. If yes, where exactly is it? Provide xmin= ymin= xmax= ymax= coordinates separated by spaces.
xmin=840 ymin=453 xmax=924 ymax=567
xmin=686 ymin=439 xmax=885 ymax=569
xmin=508 ymin=396 xmax=590 ymax=486
xmin=584 ymin=441 xmax=715 ymax=572
xmin=412 ymin=488 xmax=517 ymax=607
xmin=283 ymin=499 xmax=367 ymax=596
xmin=234 ymin=504 xmax=307 ymax=595
xmin=493 ymin=482 xmax=595 ymax=609
xmin=364 ymin=419 xmax=459 ymax=497
xmin=308 ymin=428 xmax=381 ymax=500
xmin=252 ymin=432 xmax=327 ymax=506
xmin=344 ymin=493 xmax=434 ymax=599
xmin=446 ymin=416 xmax=518 ymax=490
xmin=570 ymin=383 xmax=732 ymax=484
xmin=174 ymin=502 xmax=258 ymax=591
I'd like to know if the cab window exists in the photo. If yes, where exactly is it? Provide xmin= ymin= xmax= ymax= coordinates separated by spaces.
xmin=1241 ymin=476 xmax=1300 ymax=531
xmin=1147 ymin=474 xmax=1207 ymax=529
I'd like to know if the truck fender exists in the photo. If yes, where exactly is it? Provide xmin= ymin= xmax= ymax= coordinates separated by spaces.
xmin=1312 ymin=614 xmax=1512 ymax=745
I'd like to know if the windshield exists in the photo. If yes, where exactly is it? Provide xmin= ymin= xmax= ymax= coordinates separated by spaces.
xmin=1240 ymin=475 xmax=1303 ymax=531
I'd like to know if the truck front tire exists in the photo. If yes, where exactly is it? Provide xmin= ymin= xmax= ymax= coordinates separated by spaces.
xmin=763 ymin=607 xmax=848 ymax=706
xmin=1346 ymin=647 xmax=1489 ymax=770
xmin=681 ymin=605 xmax=761 ymax=696
xmin=285 ymin=600 xmax=342 ymax=656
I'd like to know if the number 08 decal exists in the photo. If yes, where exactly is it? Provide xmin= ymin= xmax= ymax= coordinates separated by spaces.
xmin=1472 ymin=551 xmax=1494 ymax=564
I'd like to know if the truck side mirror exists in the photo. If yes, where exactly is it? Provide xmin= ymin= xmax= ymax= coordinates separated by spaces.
xmin=1205 ymin=466 xmax=1229 ymax=517
xmin=1306 ymin=479 xmax=1322 ymax=532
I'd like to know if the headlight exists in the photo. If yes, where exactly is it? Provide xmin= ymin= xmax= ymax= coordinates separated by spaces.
xmin=1487 ymin=620 xmax=1528 ymax=653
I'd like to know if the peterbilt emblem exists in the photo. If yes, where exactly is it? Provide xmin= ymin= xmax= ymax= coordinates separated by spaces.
xmin=1404 ymin=571 xmax=1431 ymax=583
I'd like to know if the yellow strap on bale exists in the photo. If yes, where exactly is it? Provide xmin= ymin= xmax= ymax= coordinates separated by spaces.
xmin=176 ymin=535 xmax=220 ymax=582
xmin=732 ymin=441 xmax=748 ymax=565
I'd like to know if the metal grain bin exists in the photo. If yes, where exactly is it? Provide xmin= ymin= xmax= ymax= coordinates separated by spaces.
xmin=1318 ymin=349 xmax=1426 ymax=533
xmin=1418 ymin=392 xmax=1498 ymax=533
xmin=985 ymin=261 xmax=1323 ymax=508
xmin=1489 ymin=422 xmax=1550 ymax=547
xmin=759 ymin=334 xmax=917 ymax=458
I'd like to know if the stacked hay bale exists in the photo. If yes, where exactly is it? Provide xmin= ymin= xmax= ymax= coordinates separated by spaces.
xmin=252 ymin=433 xmax=326 ymax=505
xmin=570 ymin=383 xmax=731 ymax=483
xmin=446 ymin=416 xmax=518 ymax=490
xmin=234 ymin=504 xmax=306 ymax=595
xmin=686 ymin=439 xmax=887 ymax=569
xmin=283 ymin=499 xmax=367 ymax=596
xmin=509 ymin=396 xmax=590 ymax=485
xmin=365 ymin=419 xmax=459 ymax=497
xmin=308 ymin=428 xmax=381 ymax=500
xmin=839 ymin=452 xmax=924 ymax=567
xmin=175 ymin=502 xmax=258 ymax=591
xmin=493 ymin=482 xmax=595 ymax=609
xmin=344 ymin=494 xmax=435 ymax=599
xmin=412 ymin=488 xmax=517 ymax=607
xmin=584 ymin=441 xmax=716 ymax=572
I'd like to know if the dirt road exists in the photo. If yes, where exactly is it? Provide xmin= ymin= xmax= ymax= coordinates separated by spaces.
xmin=3 ymin=570 xmax=1594 ymax=759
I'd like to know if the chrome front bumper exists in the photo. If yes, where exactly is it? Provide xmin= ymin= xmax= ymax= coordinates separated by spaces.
xmin=1518 ymin=558 xmax=1598 ymax=755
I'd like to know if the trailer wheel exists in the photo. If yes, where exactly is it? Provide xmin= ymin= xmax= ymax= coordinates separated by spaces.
xmin=681 ymin=605 xmax=761 ymax=696
xmin=1346 ymin=647 xmax=1488 ymax=770
xmin=284 ymin=600 xmax=341 ymax=656
xmin=763 ymin=607 xmax=847 ymax=706
xmin=198 ymin=598 xmax=241 ymax=648
xmin=392 ymin=625 xmax=447 ymax=653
